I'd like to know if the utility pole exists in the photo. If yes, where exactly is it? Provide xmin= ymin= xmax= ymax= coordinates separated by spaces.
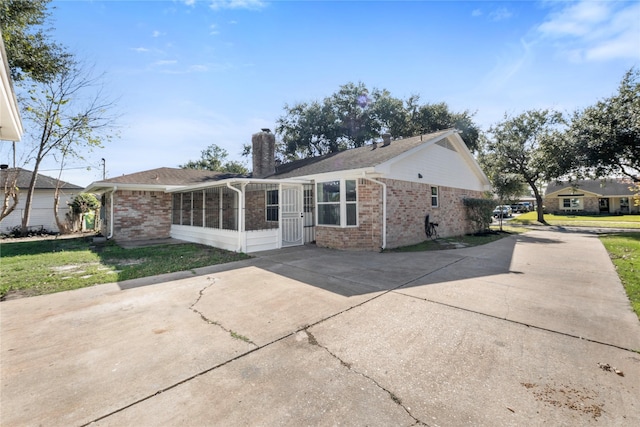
xmin=101 ymin=158 xmax=106 ymax=179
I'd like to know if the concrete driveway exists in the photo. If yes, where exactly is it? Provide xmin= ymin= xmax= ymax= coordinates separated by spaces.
xmin=2 ymin=229 xmax=639 ymax=426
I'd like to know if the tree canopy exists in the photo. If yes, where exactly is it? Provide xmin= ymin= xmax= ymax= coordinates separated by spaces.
xmin=482 ymin=109 xmax=569 ymax=223
xmin=568 ymin=67 xmax=640 ymax=182
xmin=276 ymin=82 xmax=480 ymax=159
xmin=0 ymin=0 xmax=70 ymax=82
xmin=180 ymin=144 xmax=249 ymax=174
xmin=20 ymin=59 xmax=118 ymax=230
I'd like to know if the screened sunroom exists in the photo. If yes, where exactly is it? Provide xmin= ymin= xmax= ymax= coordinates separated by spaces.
xmin=168 ymin=179 xmax=314 ymax=253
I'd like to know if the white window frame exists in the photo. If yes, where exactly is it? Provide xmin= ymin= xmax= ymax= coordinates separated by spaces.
xmin=316 ymin=179 xmax=358 ymax=227
xmin=431 ymin=186 xmax=439 ymax=208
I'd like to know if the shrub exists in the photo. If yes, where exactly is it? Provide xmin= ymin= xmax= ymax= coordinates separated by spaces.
xmin=463 ymin=198 xmax=494 ymax=233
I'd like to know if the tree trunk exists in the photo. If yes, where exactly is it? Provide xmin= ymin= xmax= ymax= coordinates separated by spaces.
xmin=1 ymin=170 xmax=19 ymax=222
xmin=531 ymin=186 xmax=546 ymax=224
xmin=20 ymin=164 xmax=40 ymax=232
xmin=52 ymin=185 xmax=70 ymax=234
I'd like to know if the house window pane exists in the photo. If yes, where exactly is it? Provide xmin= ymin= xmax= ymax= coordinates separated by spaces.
xmin=318 ymin=204 xmax=340 ymax=225
xmin=431 ymin=186 xmax=439 ymax=207
xmin=346 ymin=203 xmax=357 ymax=226
xmin=345 ymin=180 xmax=356 ymax=201
xmin=563 ymin=198 xmax=571 ymax=208
xmin=318 ymin=181 xmax=340 ymax=202
xmin=266 ymin=189 xmax=279 ymax=222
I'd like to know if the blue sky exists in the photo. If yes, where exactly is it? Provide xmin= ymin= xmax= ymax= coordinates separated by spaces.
xmin=4 ymin=0 xmax=639 ymax=187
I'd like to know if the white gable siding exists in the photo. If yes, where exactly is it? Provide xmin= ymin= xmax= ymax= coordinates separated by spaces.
xmin=386 ymin=143 xmax=486 ymax=192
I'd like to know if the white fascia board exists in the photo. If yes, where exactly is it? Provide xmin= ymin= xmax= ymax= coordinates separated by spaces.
xmin=0 ymin=36 xmax=23 ymax=142
xmin=83 ymin=182 xmax=175 ymax=193
xmin=166 ymin=177 xmax=311 ymax=193
xmin=290 ymin=167 xmax=377 ymax=183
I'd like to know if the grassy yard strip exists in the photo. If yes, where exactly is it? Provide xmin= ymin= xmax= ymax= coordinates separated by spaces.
xmin=600 ymin=232 xmax=640 ymax=321
xmin=512 ymin=212 xmax=640 ymax=228
xmin=0 ymin=237 xmax=249 ymax=299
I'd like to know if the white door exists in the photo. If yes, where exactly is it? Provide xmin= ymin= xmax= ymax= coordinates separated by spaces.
xmin=281 ymin=185 xmax=304 ymax=247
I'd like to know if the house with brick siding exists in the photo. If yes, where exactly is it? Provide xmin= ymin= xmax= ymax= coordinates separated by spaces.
xmin=544 ymin=179 xmax=639 ymax=215
xmin=85 ymin=129 xmax=491 ymax=253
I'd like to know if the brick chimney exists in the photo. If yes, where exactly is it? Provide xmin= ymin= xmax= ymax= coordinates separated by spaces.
xmin=382 ymin=133 xmax=391 ymax=146
xmin=252 ymin=129 xmax=276 ymax=178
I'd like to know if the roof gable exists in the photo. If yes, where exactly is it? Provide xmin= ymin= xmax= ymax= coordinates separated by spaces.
xmin=545 ymin=179 xmax=637 ymax=197
xmin=271 ymin=129 xmax=454 ymax=179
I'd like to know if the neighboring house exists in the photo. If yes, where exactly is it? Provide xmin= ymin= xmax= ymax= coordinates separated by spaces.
xmin=0 ymin=168 xmax=83 ymax=233
xmin=85 ymin=129 xmax=491 ymax=253
xmin=544 ymin=179 xmax=639 ymax=215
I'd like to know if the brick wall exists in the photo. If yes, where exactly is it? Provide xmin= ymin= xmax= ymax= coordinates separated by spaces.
xmin=112 ymin=190 xmax=172 ymax=241
xmin=245 ymin=188 xmax=272 ymax=231
xmin=384 ymin=180 xmax=482 ymax=248
xmin=316 ymin=179 xmax=383 ymax=251
xmin=315 ymin=178 xmax=484 ymax=251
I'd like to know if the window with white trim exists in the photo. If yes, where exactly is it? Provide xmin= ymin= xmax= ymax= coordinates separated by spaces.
xmin=266 ymin=189 xmax=278 ymax=222
xmin=431 ymin=186 xmax=439 ymax=207
xmin=317 ymin=179 xmax=357 ymax=226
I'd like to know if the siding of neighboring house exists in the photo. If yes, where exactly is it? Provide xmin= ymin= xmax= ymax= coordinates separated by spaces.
xmin=108 ymin=190 xmax=173 ymax=241
xmin=0 ymin=189 xmax=76 ymax=233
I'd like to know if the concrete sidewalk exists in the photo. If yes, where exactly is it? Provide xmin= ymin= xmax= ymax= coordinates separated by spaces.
xmin=1 ymin=229 xmax=639 ymax=426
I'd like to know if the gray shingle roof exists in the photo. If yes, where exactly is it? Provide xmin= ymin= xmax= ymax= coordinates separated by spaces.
xmin=271 ymin=129 xmax=453 ymax=179
xmin=101 ymin=167 xmax=247 ymax=185
xmin=546 ymin=179 xmax=637 ymax=196
xmin=0 ymin=168 xmax=82 ymax=190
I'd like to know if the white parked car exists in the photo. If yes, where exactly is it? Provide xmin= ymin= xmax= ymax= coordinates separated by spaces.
xmin=493 ymin=205 xmax=513 ymax=218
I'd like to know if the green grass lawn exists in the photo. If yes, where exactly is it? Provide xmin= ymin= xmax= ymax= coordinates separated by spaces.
xmin=0 ymin=237 xmax=249 ymax=299
xmin=600 ymin=233 xmax=640 ymax=321
xmin=512 ymin=212 xmax=640 ymax=228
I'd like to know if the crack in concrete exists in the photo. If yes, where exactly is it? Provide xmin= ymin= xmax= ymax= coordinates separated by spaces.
xmin=397 ymin=291 xmax=639 ymax=354
xmin=189 ymin=276 xmax=258 ymax=347
xmin=303 ymin=329 xmax=429 ymax=426
xmin=81 ymin=257 xmax=465 ymax=426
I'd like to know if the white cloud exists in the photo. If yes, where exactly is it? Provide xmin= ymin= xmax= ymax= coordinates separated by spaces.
xmin=537 ymin=1 xmax=640 ymax=61
xmin=188 ymin=64 xmax=209 ymax=72
xmin=210 ymin=24 xmax=220 ymax=35
xmin=152 ymin=30 xmax=163 ymax=38
xmin=152 ymin=60 xmax=178 ymax=67
xmin=489 ymin=7 xmax=512 ymax=22
xmin=209 ymin=0 xmax=266 ymax=11
xmin=131 ymin=47 xmax=150 ymax=53
xmin=471 ymin=9 xmax=482 ymax=18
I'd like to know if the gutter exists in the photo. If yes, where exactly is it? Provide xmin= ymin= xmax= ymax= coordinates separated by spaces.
xmin=363 ymin=175 xmax=387 ymax=250
xmin=107 ymin=186 xmax=117 ymax=239
xmin=226 ymin=182 xmax=244 ymax=252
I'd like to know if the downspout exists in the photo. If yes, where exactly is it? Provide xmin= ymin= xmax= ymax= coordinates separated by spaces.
xmin=107 ymin=186 xmax=117 ymax=239
xmin=226 ymin=182 xmax=244 ymax=252
xmin=363 ymin=176 xmax=387 ymax=250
